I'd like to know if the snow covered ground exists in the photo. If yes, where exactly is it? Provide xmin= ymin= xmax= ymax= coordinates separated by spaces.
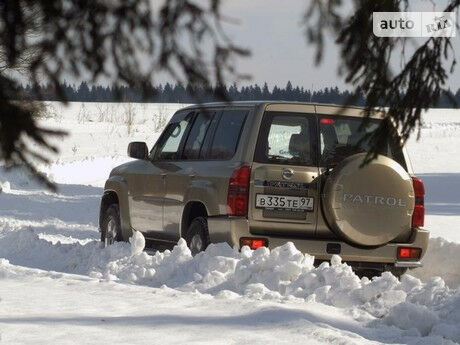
xmin=0 ymin=102 xmax=459 ymax=344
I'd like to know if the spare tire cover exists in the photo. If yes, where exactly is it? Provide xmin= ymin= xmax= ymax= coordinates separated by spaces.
xmin=322 ymin=153 xmax=415 ymax=246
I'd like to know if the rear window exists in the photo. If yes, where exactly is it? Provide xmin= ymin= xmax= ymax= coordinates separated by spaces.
xmin=254 ymin=112 xmax=316 ymax=166
xmin=208 ymin=109 xmax=248 ymax=160
xmin=319 ymin=116 xmax=405 ymax=167
xmin=254 ymin=112 xmax=406 ymax=168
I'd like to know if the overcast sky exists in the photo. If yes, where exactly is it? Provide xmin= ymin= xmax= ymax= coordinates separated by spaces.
xmin=209 ymin=0 xmax=460 ymax=91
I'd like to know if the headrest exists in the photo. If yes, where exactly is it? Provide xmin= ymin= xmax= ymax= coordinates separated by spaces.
xmin=347 ymin=134 xmax=361 ymax=147
xmin=289 ymin=134 xmax=309 ymax=155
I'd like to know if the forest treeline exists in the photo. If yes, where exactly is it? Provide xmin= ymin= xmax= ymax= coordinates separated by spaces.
xmin=17 ymin=81 xmax=459 ymax=107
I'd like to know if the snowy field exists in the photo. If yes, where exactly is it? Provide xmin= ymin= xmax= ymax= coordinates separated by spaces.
xmin=0 ymin=102 xmax=459 ymax=344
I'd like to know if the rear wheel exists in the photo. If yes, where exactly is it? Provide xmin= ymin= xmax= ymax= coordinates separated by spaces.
xmin=185 ymin=217 xmax=210 ymax=255
xmin=388 ymin=267 xmax=408 ymax=279
xmin=101 ymin=204 xmax=122 ymax=246
xmin=354 ymin=269 xmax=381 ymax=280
xmin=354 ymin=267 xmax=408 ymax=279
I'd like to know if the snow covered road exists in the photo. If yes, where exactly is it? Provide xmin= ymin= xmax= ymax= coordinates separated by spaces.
xmin=0 ymin=265 xmax=405 ymax=345
xmin=0 ymin=103 xmax=459 ymax=344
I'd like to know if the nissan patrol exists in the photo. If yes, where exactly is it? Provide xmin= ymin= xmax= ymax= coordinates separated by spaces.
xmin=99 ymin=102 xmax=429 ymax=277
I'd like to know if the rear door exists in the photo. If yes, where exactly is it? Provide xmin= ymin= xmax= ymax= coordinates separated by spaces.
xmin=315 ymin=109 xmax=411 ymax=241
xmin=249 ymin=106 xmax=320 ymax=237
xmin=162 ymin=109 xmax=215 ymax=240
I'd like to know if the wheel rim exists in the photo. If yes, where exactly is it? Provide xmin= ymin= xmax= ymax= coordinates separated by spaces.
xmin=106 ymin=217 xmax=117 ymax=245
xmin=189 ymin=234 xmax=203 ymax=255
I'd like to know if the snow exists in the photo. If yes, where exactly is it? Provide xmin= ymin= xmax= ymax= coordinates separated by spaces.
xmin=0 ymin=268 xmax=373 ymax=345
xmin=411 ymin=237 xmax=460 ymax=288
xmin=0 ymin=233 xmax=459 ymax=343
xmin=0 ymin=102 xmax=460 ymax=344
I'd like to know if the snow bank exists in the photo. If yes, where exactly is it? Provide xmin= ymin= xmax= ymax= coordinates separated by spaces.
xmin=0 ymin=229 xmax=459 ymax=343
xmin=0 ymin=180 xmax=9 ymax=193
xmin=0 ymin=157 xmax=130 ymax=189
xmin=44 ymin=156 xmax=131 ymax=187
xmin=412 ymin=237 xmax=460 ymax=288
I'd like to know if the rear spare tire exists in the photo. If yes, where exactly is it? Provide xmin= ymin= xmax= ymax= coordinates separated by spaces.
xmin=322 ymin=153 xmax=414 ymax=246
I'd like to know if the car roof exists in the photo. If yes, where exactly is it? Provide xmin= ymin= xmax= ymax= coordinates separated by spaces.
xmin=179 ymin=101 xmax=384 ymax=118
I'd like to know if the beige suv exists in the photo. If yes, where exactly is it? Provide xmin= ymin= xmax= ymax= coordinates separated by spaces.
xmin=100 ymin=102 xmax=429 ymax=277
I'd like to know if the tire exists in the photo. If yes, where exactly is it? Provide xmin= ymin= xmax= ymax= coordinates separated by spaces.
xmin=354 ymin=267 xmax=407 ymax=280
xmin=354 ymin=269 xmax=381 ymax=280
xmin=101 ymin=204 xmax=122 ymax=246
xmin=388 ymin=267 xmax=408 ymax=279
xmin=185 ymin=217 xmax=210 ymax=256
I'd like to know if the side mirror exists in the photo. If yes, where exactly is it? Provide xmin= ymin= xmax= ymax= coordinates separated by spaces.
xmin=128 ymin=142 xmax=148 ymax=159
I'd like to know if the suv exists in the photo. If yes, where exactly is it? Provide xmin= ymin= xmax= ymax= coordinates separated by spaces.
xmin=99 ymin=102 xmax=429 ymax=277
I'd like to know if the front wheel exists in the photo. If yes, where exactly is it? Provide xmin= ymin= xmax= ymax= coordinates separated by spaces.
xmin=185 ymin=217 xmax=210 ymax=256
xmin=101 ymin=204 xmax=122 ymax=246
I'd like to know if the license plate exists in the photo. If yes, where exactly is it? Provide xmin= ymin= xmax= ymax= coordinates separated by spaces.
xmin=255 ymin=194 xmax=314 ymax=211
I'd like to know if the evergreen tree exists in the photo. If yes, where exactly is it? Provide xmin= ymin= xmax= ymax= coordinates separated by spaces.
xmin=262 ymin=82 xmax=270 ymax=100
xmin=14 ymin=81 xmax=460 ymax=108
xmin=77 ymin=82 xmax=90 ymax=101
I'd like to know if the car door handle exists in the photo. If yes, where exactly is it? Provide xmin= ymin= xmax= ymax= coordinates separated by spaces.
xmin=189 ymin=174 xmax=196 ymax=179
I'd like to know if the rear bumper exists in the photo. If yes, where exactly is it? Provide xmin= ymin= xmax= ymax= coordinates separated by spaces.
xmin=208 ymin=216 xmax=429 ymax=267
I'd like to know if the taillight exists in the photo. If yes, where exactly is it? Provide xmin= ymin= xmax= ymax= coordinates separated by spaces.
xmin=411 ymin=176 xmax=425 ymax=228
xmin=227 ymin=165 xmax=251 ymax=217
xmin=240 ymin=237 xmax=268 ymax=250
xmin=397 ymin=247 xmax=422 ymax=260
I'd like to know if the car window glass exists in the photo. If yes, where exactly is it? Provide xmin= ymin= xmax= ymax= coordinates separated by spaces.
xmin=319 ymin=117 xmax=394 ymax=166
xmin=183 ymin=111 xmax=213 ymax=160
xmin=199 ymin=110 xmax=222 ymax=159
xmin=208 ymin=109 xmax=248 ymax=160
xmin=254 ymin=112 xmax=315 ymax=166
xmin=268 ymin=123 xmax=302 ymax=159
xmin=155 ymin=116 xmax=192 ymax=160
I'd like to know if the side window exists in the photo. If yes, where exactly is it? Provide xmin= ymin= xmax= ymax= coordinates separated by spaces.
xmin=154 ymin=115 xmax=192 ymax=160
xmin=182 ymin=111 xmax=214 ymax=160
xmin=208 ymin=109 xmax=248 ymax=160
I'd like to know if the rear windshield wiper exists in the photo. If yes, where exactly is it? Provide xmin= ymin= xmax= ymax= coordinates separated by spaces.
xmin=269 ymin=154 xmax=288 ymax=160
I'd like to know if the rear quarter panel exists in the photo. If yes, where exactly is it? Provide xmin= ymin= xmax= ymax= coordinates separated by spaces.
xmin=166 ymin=105 xmax=259 ymax=237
